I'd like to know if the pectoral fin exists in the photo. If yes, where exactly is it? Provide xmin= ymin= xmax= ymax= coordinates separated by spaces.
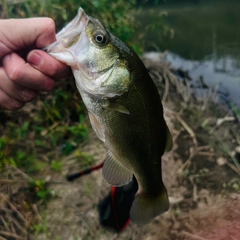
xmin=88 ymin=112 xmax=105 ymax=142
xmin=102 ymin=102 xmax=130 ymax=114
xmin=102 ymin=151 xmax=133 ymax=186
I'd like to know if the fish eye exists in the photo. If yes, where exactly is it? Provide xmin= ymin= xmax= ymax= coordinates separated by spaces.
xmin=93 ymin=31 xmax=108 ymax=45
xmin=95 ymin=35 xmax=104 ymax=42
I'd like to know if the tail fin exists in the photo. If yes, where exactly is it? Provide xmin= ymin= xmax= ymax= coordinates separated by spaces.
xmin=130 ymin=189 xmax=169 ymax=224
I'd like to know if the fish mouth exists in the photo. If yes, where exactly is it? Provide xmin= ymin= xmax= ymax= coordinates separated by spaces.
xmin=44 ymin=7 xmax=89 ymax=65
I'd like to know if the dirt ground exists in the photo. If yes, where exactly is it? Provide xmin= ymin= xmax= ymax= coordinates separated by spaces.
xmin=1 ymin=54 xmax=240 ymax=240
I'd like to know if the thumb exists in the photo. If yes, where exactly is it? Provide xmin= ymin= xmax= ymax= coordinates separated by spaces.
xmin=0 ymin=18 xmax=56 ymax=52
xmin=31 ymin=18 xmax=57 ymax=48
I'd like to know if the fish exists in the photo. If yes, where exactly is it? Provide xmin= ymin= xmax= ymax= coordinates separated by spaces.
xmin=45 ymin=7 xmax=172 ymax=224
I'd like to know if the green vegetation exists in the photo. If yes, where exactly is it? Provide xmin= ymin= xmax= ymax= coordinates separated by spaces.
xmin=33 ymin=212 xmax=49 ymax=235
xmin=3 ymin=0 xmax=136 ymax=42
xmin=28 ymin=179 xmax=56 ymax=202
xmin=134 ymin=0 xmax=240 ymax=60
xmin=1 ymin=0 xmax=137 ymax=173
xmin=0 ymin=82 xmax=89 ymax=173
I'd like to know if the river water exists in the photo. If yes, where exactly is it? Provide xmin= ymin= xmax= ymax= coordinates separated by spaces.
xmin=135 ymin=0 xmax=240 ymax=109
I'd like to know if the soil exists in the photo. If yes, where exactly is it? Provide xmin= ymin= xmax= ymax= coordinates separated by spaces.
xmin=1 ymin=54 xmax=240 ymax=240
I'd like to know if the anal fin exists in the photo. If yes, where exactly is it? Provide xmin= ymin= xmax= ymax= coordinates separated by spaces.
xmin=102 ymin=151 xmax=133 ymax=186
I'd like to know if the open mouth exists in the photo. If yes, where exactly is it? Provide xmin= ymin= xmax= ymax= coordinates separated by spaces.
xmin=44 ymin=7 xmax=89 ymax=53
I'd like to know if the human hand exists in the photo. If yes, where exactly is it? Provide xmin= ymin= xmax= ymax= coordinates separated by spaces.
xmin=0 ymin=18 xmax=72 ymax=111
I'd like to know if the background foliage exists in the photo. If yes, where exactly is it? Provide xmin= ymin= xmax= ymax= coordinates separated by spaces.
xmin=0 ymin=0 xmax=137 ymax=174
xmin=3 ymin=0 xmax=136 ymax=42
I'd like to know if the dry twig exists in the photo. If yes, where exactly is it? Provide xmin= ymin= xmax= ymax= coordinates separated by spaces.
xmin=10 ymin=165 xmax=32 ymax=182
xmin=182 ymin=231 xmax=209 ymax=240
xmin=175 ymin=114 xmax=198 ymax=146
xmin=6 ymin=199 xmax=28 ymax=226
xmin=0 ymin=215 xmax=10 ymax=232
xmin=0 ymin=231 xmax=25 ymax=240
xmin=11 ymin=216 xmax=27 ymax=236
xmin=32 ymin=204 xmax=42 ymax=223
xmin=178 ymin=147 xmax=196 ymax=173
xmin=0 ymin=180 xmax=27 ymax=184
xmin=226 ymin=162 xmax=240 ymax=176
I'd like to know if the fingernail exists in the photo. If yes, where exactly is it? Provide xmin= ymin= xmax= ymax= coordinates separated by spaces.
xmin=3 ymin=54 xmax=11 ymax=64
xmin=28 ymin=52 xmax=42 ymax=67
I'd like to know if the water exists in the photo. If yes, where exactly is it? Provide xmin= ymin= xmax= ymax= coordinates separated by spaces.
xmin=135 ymin=0 xmax=240 ymax=108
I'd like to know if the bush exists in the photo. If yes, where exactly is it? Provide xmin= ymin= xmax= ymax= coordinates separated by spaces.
xmin=4 ymin=0 xmax=136 ymax=42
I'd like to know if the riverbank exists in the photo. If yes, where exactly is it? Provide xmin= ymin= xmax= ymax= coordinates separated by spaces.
xmin=133 ymin=0 xmax=240 ymax=108
xmin=0 ymin=53 xmax=239 ymax=239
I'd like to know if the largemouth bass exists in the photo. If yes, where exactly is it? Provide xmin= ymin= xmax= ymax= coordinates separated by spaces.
xmin=46 ymin=8 xmax=172 ymax=224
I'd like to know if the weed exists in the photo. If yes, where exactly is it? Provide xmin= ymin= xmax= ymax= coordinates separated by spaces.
xmin=4 ymin=0 xmax=136 ymax=43
xmin=33 ymin=212 xmax=49 ymax=235
xmin=51 ymin=160 xmax=63 ymax=171
xmin=28 ymin=179 xmax=56 ymax=202
xmin=230 ymin=103 xmax=240 ymax=121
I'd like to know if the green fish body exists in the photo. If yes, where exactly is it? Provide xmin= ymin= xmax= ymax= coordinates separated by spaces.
xmin=46 ymin=8 xmax=172 ymax=224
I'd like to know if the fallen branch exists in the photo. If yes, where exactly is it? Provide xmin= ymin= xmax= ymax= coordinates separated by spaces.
xmin=6 ymin=199 xmax=28 ymax=226
xmin=226 ymin=162 xmax=240 ymax=176
xmin=182 ymin=231 xmax=209 ymax=240
xmin=32 ymin=204 xmax=42 ymax=223
xmin=11 ymin=216 xmax=28 ymax=236
xmin=178 ymin=145 xmax=213 ymax=173
xmin=175 ymin=114 xmax=198 ymax=146
xmin=0 ymin=231 xmax=25 ymax=240
xmin=10 ymin=165 xmax=33 ymax=182
xmin=197 ymin=152 xmax=217 ymax=157
xmin=5 ymin=213 xmax=16 ymax=234
xmin=0 ymin=179 xmax=27 ymax=184
xmin=169 ymin=196 xmax=184 ymax=205
xmin=178 ymin=147 xmax=196 ymax=173
xmin=0 ymin=215 xmax=10 ymax=232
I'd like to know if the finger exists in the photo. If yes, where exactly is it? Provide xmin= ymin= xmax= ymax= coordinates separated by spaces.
xmin=0 ymin=67 xmax=38 ymax=102
xmin=2 ymin=53 xmax=55 ymax=92
xmin=0 ymin=88 xmax=24 ymax=111
xmin=27 ymin=50 xmax=72 ymax=79
xmin=0 ymin=18 xmax=56 ymax=58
